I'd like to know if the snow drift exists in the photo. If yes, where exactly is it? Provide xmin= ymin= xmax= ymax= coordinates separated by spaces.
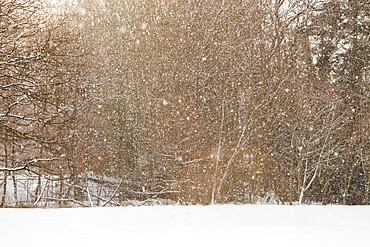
xmin=1 ymin=205 xmax=369 ymax=247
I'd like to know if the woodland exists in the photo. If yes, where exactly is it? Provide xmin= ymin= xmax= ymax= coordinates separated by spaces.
xmin=0 ymin=0 xmax=369 ymax=207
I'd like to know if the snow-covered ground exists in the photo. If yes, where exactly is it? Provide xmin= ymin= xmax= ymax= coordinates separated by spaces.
xmin=1 ymin=205 xmax=369 ymax=247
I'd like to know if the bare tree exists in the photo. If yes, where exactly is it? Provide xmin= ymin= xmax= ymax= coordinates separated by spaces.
xmin=0 ymin=0 xmax=86 ymax=207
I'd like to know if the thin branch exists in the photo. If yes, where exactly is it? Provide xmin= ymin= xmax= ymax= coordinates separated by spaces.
xmin=0 ymin=158 xmax=59 ymax=172
xmin=102 ymin=178 xmax=122 ymax=207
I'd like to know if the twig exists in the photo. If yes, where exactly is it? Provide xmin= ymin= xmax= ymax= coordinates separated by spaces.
xmin=102 ymin=178 xmax=122 ymax=207
xmin=33 ymin=179 xmax=49 ymax=206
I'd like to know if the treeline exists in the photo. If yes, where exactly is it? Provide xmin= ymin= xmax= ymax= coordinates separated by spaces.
xmin=0 ymin=0 xmax=369 ymax=207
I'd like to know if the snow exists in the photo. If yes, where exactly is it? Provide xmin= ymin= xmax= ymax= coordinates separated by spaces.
xmin=1 ymin=205 xmax=369 ymax=247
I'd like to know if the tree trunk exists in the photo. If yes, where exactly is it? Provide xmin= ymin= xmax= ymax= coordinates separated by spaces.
xmin=299 ymin=188 xmax=305 ymax=205
xmin=297 ymin=156 xmax=304 ymax=205
xmin=59 ymin=174 xmax=64 ymax=207
xmin=34 ymin=175 xmax=42 ymax=206
xmin=1 ymin=145 xmax=9 ymax=207
xmin=321 ymin=166 xmax=330 ymax=205
xmin=1 ymin=172 xmax=7 ymax=208
xmin=289 ymin=175 xmax=293 ymax=205
xmin=12 ymin=172 xmax=18 ymax=206
xmin=343 ymin=162 xmax=356 ymax=205
xmin=364 ymin=167 xmax=370 ymax=205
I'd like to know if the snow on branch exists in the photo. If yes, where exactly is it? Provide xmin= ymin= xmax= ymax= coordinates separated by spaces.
xmin=0 ymin=158 xmax=59 ymax=172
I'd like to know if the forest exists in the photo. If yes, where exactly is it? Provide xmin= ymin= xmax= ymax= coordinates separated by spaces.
xmin=0 ymin=0 xmax=369 ymax=207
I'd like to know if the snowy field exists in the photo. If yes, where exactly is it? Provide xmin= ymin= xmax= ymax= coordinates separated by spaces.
xmin=1 ymin=205 xmax=369 ymax=247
